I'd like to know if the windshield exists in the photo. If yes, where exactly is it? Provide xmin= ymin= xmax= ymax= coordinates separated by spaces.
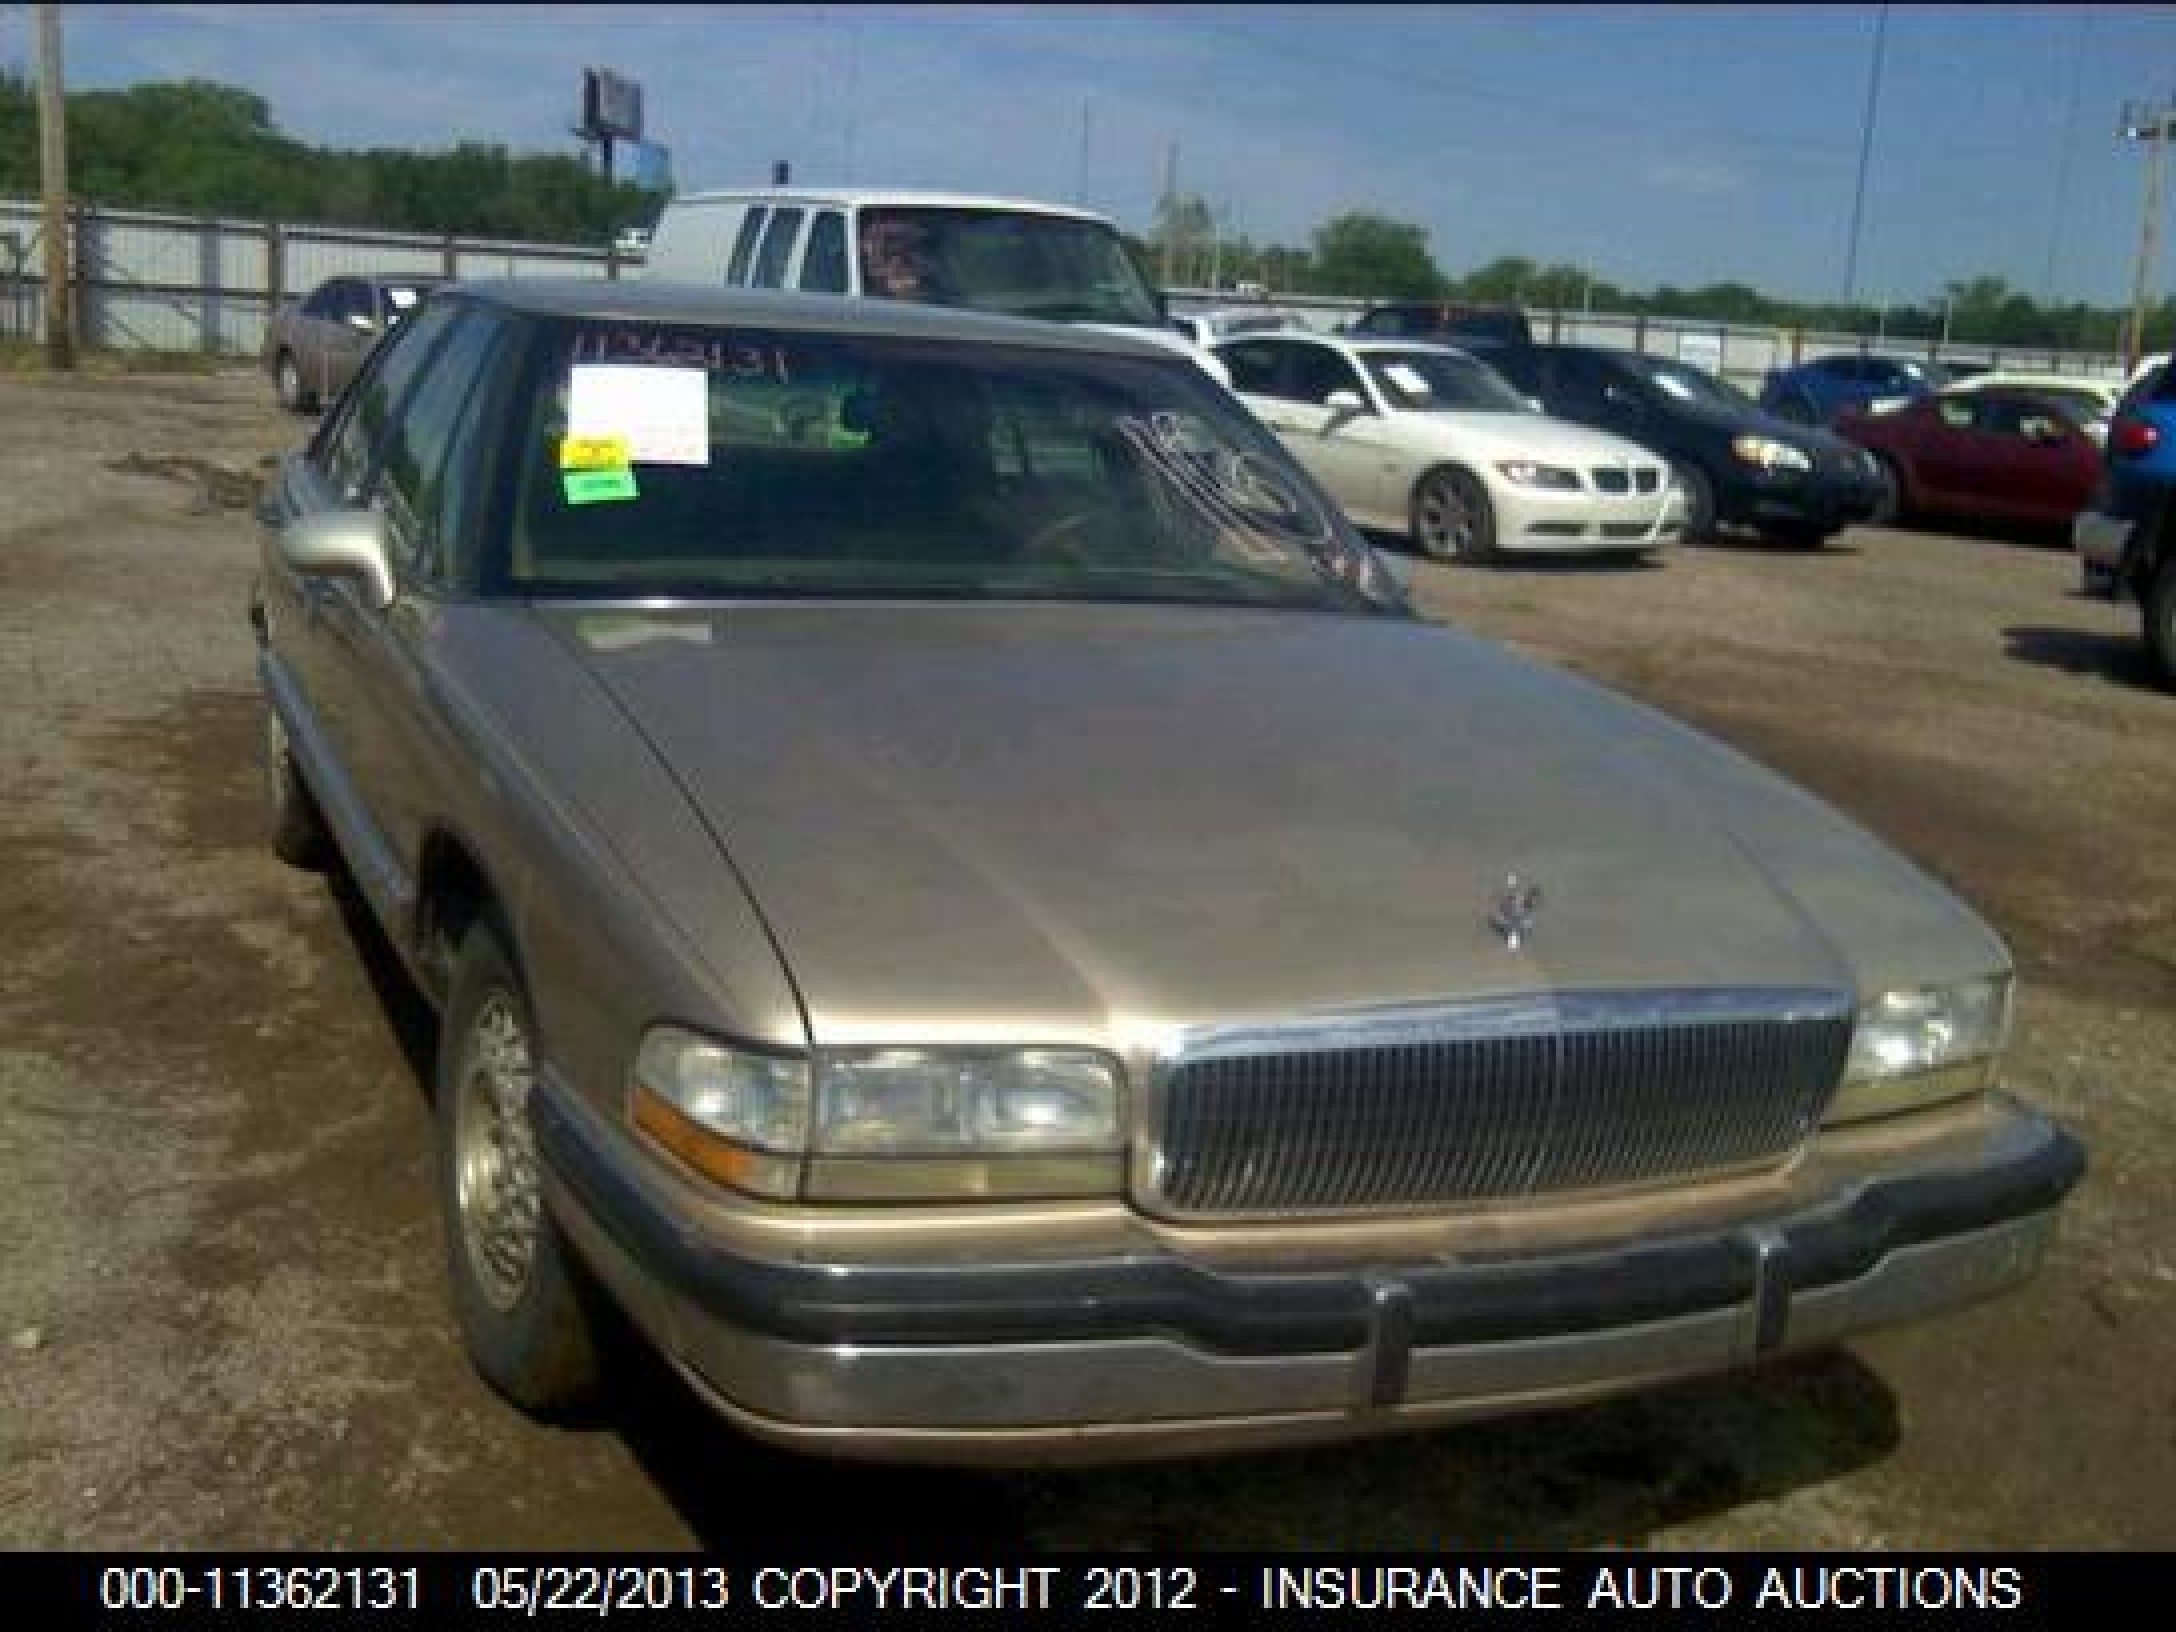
xmin=1361 ymin=349 xmax=1533 ymax=413
xmin=1617 ymin=354 xmax=1758 ymax=413
xmin=857 ymin=207 xmax=1164 ymax=326
xmin=492 ymin=317 xmax=1403 ymax=614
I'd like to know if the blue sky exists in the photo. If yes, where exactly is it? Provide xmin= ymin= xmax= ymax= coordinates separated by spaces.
xmin=13 ymin=3 xmax=2176 ymax=307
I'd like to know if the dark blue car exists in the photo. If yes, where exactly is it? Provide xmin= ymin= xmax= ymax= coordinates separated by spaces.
xmin=2077 ymin=358 xmax=2176 ymax=686
xmin=1759 ymin=353 xmax=1947 ymax=426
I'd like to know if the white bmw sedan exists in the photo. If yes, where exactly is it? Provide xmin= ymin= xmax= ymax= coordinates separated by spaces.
xmin=1214 ymin=331 xmax=1685 ymax=562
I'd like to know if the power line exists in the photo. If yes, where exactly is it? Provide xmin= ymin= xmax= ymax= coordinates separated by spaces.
xmin=2042 ymin=12 xmax=2091 ymax=305
xmin=1841 ymin=3 xmax=1891 ymax=309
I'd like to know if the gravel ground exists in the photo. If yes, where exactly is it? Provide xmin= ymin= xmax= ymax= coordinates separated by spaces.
xmin=1 ymin=370 xmax=2169 ymax=1549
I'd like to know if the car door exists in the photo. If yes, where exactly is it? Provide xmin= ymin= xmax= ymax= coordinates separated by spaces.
xmin=1968 ymin=393 xmax=2103 ymax=522
xmin=293 ymin=280 xmax=347 ymax=403
xmin=262 ymin=299 xmax=466 ymax=922
xmin=1242 ymin=341 xmax=1396 ymax=524
xmin=1907 ymin=396 xmax=1981 ymax=506
xmin=338 ymin=304 xmax=515 ymax=879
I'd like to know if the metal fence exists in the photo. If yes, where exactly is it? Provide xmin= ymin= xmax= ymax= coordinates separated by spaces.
xmin=1166 ymin=290 xmax=2130 ymax=393
xmin=0 ymin=197 xmax=2131 ymax=391
xmin=0 ymin=197 xmax=621 ymax=357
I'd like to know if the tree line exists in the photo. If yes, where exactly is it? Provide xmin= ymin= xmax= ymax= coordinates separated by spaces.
xmin=0 ymin=76 xmax=663 ymax=244
xmin=1147 ymin=195 xmax=2170 ymax=355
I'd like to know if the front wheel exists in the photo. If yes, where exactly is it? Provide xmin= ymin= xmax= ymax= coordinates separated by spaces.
xmin=438 ymin=916 xmax=602 ymax=1416
xmin=2146 ymin=554 xmax=2176 ymax=690
xmin=1673 ymin=463 xmax=1716 ymax=542
xmin=264 ymin=702 xmax=328 ymax=868
xmin=1868 ymin=454 xmax=1906 ymax=526
xmin=274 ymin=350 xmax=316 ymax=414
xmin=1411 ymin=468 xmax=1498 ymax=563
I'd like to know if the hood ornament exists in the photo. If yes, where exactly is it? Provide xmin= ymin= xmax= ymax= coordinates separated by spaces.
xmin=1490 ymin=873 xmax=1543 ymax=950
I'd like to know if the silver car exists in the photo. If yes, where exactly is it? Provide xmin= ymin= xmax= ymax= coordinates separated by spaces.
xmin=252 ymin=281 xmax=2081 ymax=1463
xmin=264 ymin=274 xmax=441 ymax=413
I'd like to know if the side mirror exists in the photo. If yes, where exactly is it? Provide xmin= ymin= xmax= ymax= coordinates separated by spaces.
xmin=278 ymin=509 xmax=395 ymax=611
xmin=1324 ymin=388 xmax=1369 ymax=424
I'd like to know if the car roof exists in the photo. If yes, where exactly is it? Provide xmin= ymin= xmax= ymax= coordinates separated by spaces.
xmin=436 ymin=278 xmax=1177 ymax=362
xmin=666 ymin=186 xmax=1113 ymax=225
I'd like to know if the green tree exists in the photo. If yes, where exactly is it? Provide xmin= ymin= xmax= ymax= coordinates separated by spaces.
xmin=1311 ymin=212 xmax=1443 ymax=300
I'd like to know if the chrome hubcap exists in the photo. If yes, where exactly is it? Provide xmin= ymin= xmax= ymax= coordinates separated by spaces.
xmin=455 ymin=993 xmax=543 ymax=1312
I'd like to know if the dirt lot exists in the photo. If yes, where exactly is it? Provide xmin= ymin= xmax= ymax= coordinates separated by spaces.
xmin=1 ymin=370 xmax=2170 ymax=1550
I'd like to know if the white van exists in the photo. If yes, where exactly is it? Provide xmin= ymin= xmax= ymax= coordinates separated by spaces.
xmin=642 ymin=186 xmax=1228 ymax=383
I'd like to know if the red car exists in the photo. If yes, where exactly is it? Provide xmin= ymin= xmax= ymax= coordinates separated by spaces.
xmin=1836 ymin=388 xmax=2103 ymax=530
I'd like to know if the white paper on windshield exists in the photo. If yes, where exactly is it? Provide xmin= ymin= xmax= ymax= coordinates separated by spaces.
xmin=386 ymin=287 xmax=419 ymax=310
xmin=568 ymin=364 xmax=710 ymax=466
xmin=1652 ymin=373 xmax=1697 ymax=402
xmin=1383 ymin=363 xmax=1433 ymax=397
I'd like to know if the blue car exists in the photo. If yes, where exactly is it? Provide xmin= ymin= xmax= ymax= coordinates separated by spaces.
xmin=1759 ymin=353 xmax=1947 ymax=426
xmin=2074 ymin=358 xmax=2176 ymax=687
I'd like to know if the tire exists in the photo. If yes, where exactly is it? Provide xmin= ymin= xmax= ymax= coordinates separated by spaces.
xmin=2146 ymin=554 xmax=2176 ymax=691
xmin=1411 ymin=467 xmax=1498 ymax=563
xmin=1674 ymin=463 xmax=1716 ymax=543
xmin=1867 ymin=454 xmax=1906 ymax=527
xmin=264 ymin=701 xmax=328 ymax=868
xmin=274 ymin=350 xmax=316 ymax=414
xmin=437 ymin=915 xmax=601 ymax=1416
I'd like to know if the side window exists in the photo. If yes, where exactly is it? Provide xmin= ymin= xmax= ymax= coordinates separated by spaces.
xmin=1219 ymin=341 xmax=1284 ymax=395
xmin=366 ymin=308 xmax=509 ymax=589
xmin=301 ymin=281 xmax=343 ymax=320
xmin=751 ymin=207 xmax=805 ymax=288
xmin=800 ymin=212 xmax=849 ymax=293
xmin=1289 ymin=346 xmax=1367 ymax=406
xmin=1973 ymin=395 xmax=2059 ymax=440
xmin=333 ymin=281 xmax=373 ymax=325
xmin=314 ymin=301 xmax=463 ymax=502
xmin=725 ymin=209 xmax=767 ymax=285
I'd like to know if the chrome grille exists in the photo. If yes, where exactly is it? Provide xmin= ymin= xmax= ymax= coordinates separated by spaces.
xmin=1635 ymin=467 xmax=1661 ymax=494
xmin=1147 ymin=990 xmax=1852 ymax=1218
xmin=1591 ymin=467 xmax=1630 ymax=494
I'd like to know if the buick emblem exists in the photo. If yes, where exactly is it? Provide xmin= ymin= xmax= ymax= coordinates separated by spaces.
xmin=1490 ymin=873 xmax=1543 ymax=949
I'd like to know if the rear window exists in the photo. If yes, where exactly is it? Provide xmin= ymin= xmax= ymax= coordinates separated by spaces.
xmin=855 ymin=208 xmax=1162 ymax=326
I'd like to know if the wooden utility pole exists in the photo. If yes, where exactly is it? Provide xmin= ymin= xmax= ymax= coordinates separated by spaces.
xmin=2122 ymin=96 xmax=2176 ymax=375
xmin=36 ymin=3 xmax=74 ymax=370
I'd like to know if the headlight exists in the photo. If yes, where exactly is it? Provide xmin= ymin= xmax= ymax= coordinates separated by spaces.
xmin=1825 ymin=976 xmax=2010 ymax=1125
xmin=630 ymin=1028 xmax=811 ymax=1197
xmin=1494 ymin=459 xmax=1581 ymax=490
xmin=1731 ymin=434 xmax=1813 ymax=473
xmin=808 ymin=1048 xmax=1125 ymax=1201
xmin=629 ymin=1029 xmax=1126 ymax=1201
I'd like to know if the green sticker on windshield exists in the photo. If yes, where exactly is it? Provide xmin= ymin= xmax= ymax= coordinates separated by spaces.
xmin=562 ymin=467 xmax=639 ymax=505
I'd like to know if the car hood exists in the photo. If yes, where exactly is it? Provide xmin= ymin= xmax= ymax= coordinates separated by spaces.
xmin=1400 ymin=411 xmax=1668 ymax=467
xmin=542 ymin=604 xmax=1996 ymax=1045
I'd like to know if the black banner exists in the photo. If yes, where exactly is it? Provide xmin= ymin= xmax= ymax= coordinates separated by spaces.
xmin=2 ymin=1552 xmax=2141 ymax=1623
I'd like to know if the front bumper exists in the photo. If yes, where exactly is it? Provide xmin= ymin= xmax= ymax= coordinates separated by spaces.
xmin=1493 ymin=483 xmax=1686 ymax=554
xmin=2073 ymin=509 xmax=2133 ymax=599
xmin=534 ymin=1076 xmax=2081 ymax=1463
xmin=1716 ymin=464 xmax=1885 ymax=533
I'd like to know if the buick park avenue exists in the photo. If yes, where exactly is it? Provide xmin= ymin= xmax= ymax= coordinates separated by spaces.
xmin=250 ymin=281 xmax=2081 ymax=1463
